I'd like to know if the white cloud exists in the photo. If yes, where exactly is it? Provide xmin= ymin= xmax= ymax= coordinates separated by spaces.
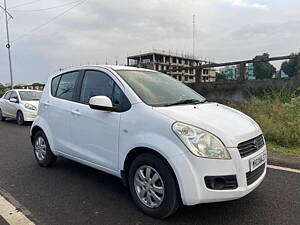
xmin=224 ymin=0 xmax=268 ymax=9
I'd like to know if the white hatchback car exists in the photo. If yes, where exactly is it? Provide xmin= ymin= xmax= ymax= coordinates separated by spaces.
xmin=0 ymin=89 xmax=42 ymax=125
xmin=30 ymin=66 xmax=267 ymax=218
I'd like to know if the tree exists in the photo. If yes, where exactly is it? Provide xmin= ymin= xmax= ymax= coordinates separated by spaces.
xmin=281 ymin=53 xmax=300 ymax=77
xmin=253 ymin=53 xmax=276 ymax=79
xmin=0 ymin=83 xmax=5 ymax=97
xmin=216 ymin=72 xmax=228 ymax=82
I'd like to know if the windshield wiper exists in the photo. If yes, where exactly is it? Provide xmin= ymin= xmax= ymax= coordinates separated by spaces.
xmin=165 ymin=99 xmax=206 ymax=107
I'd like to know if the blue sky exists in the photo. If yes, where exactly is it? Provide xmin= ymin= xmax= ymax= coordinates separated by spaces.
xmin=0 ymin=0 xmax=299 ymax=84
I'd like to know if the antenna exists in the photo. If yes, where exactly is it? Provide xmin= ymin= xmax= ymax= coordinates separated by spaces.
xmin=193 ymin=14 xmax=195 ymax=59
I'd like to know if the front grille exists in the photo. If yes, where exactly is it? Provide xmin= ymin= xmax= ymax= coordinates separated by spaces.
xmin=238 ymin=134 xmax=264 ymax=158
xmin=246 ymin=163 xmax=265 ymax=185
xmin=205 ymin=175 xmax=238 ymax=190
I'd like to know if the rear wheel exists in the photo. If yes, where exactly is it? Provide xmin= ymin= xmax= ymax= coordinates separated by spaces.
xmin=128 ymin=153 xmax=180 ymax=219
xmin=16 ymin=111 xmax=24 ymax=125
xmin=0 ymin=109 xmax=5 ymax=121
xmin=33 ymin=130 xmax=57 ymax=167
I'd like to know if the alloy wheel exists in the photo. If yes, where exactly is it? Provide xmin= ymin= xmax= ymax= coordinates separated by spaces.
xmin=34 ymin=136 xmax=47 ymax=161
xmin=134 ymin=165 xmax=165 ymax=208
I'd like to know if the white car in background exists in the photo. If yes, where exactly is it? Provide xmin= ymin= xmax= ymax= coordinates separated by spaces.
xmin=0 ymin=89 xmax=42 ymax=125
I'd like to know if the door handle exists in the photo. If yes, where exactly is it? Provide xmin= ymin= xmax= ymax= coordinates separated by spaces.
xmin=71 ymin=110 xmax=81 ymax=116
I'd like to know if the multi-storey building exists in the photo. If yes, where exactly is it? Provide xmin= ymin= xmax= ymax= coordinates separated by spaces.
xmin=127 ymin=50 xmax=216 ymax=83
xmin=219 ymin=63 xmax=256 ymax=80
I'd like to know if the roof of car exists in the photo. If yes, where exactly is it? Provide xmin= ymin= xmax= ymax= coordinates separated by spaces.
xmin=13 ymin=89 xmax=42 ymax=92
xmin=56 ymin=65 xmax=153 ymax=73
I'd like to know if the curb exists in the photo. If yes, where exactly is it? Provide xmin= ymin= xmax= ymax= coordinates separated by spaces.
xmin=268 ymin=151 xmax=300 ymax=170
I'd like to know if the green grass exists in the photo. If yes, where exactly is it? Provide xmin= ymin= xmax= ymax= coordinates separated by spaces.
xmin=267 ymin=142 xmax=300 ymax=157
xmin=229 ymin=88 xmax=300 ymax=157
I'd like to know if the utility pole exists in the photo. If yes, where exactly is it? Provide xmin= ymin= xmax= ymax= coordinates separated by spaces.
xmin=192 ymin=14 xmax=195 ymax=59
xmin=2 ymin=0 xmax=14 ymax=89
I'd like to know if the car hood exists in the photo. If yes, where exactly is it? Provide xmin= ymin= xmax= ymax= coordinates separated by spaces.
xmin=154 ymin=102 xmax=262 ymax=147
xmin=22 ymin=100 xmax=40 ymax=109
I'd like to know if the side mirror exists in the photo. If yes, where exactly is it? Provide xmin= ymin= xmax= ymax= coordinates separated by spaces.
xmin=89 ymin=96 xmax=114 ymax=111
xmin=9 ymin=98 xmax=18 ymax=103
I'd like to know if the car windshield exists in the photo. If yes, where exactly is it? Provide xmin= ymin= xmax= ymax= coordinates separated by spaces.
xmin=116 ymin=70 xmax=206 ymax=107
xmin=18 ymin=91 xmax=42 ymax=101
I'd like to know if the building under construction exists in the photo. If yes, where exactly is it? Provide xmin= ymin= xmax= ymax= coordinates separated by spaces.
xmin=127 ymin=50 xmax=216 ymax=83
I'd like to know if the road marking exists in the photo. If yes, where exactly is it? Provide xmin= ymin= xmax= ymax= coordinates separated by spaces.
xmin=0 ymin=195 xmax=35 ymax=225
xmin=267 ymin=165 xmax=300 ymax=174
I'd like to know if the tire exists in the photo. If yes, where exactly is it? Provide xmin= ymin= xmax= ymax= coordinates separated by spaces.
xmin=128 ymin=153 xmax=180 ymax=219
xmin=33 ymin=130 xmax=57 ymax=167
xmin=0 ymin=109 xmax=5 ymax=121
xmin=16 ymin=111 xmax=24 ymax=125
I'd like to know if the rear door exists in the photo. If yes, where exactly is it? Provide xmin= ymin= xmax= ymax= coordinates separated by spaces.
xmin=0 ymin=91 xmax=11 ymax=117
xmin=39 ymin=71 xmax=80 ymax=153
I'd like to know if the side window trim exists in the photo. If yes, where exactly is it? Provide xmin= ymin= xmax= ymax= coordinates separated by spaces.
xmin=73 ymin=69 xmax=85 ymax=103
xmin=51 ymin=75 xmax=62 ymax=97
xmin=54 ymin=76 xmax=62 ymax=97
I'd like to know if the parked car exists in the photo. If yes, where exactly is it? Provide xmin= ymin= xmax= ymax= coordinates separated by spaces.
xmin=30 ymin=66 xmax=267 ymax=218
xmin=0 ymin=89 xmax=42 ymax=125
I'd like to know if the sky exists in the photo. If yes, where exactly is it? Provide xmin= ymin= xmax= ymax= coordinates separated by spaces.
xmin=0 ymin=0 xmax=299 ymax=84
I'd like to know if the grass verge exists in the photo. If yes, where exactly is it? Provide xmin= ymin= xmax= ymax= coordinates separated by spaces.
xmin=267 ymin=142 xmax=300 ymax=157
xmin=228 ymin=89 xmax=300 ymax=157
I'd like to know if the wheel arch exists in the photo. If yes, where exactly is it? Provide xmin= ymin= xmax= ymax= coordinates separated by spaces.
xmin=121 ymin=147 xmax=182 ymax=203
xmin=16 ymin=109 xmax=23 ymax=116
xmin=30 ymin=125 xmax=44 ymax=145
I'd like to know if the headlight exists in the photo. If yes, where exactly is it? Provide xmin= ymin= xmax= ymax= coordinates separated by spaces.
xmin=25 ymin=103 xmax=37 ymax=111
xmin=172 ymin=122 xmax=231 ymax=159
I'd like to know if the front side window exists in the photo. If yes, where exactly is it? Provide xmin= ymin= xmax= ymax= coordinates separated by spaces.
xmin=80 ymin=70 xmax=114 ymax=104
xmin=56 ymin=71 xmax=79 ymax=101
xmin=116 ymin=70 xmax=206 ymax=106
xmin=10 ymin=91 xmax=19 ymax=101
xmin=19 ymin=91 xmax=42 ymax=101
xmin=80 ymin=70 xmax=131 ymax=112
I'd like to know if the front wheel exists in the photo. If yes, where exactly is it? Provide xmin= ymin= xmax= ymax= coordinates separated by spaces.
xmin=0 ymin=109 xmax=5 ymax=121
xmin=16 ymin=111 xmax=24 ymax=125
xmin=33 ymin=130 xmax=57 ymax=167
xmin=128 ymin=153 xmax=180 ymax=219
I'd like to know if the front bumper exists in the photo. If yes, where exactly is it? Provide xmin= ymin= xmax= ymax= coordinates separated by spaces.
xmin=23 ymin=110 xmax=38 ymax=122
xmin=171 ymin=145 xmax=267 ymax=205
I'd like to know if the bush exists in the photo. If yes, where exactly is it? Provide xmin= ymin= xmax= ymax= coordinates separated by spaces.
xmin=230 ymin=89 xmax=300 ymax=148
xmin=262 ymin=88 xmax=297 ymax=104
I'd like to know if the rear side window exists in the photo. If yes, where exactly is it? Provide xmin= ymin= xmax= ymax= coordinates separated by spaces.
xmin=51 ymin=76 xmax=61 ymax=96
xmin=55 ymin=71 xmax=79 ymax=101
xmin=4 ymin=92 xmax=11 ymax=100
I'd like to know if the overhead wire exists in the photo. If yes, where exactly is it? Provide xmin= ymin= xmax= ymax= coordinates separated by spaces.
xmin=11 ymin=0 xmax=88 ymax=43
xmin=9 ymin=0 xmax=42 ymax=10
xmin=11 ymin=0 xmax=83 ymax=12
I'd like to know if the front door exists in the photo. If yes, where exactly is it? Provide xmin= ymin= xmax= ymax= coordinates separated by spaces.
xmin=70 ymin=70 xmax=122 ymax=171
xmin=7 ymin=91 xmax=19 ymax=117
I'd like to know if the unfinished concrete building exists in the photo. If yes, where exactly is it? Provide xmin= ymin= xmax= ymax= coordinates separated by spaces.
xmin=127 ymin=50 xmax=216 ymax=83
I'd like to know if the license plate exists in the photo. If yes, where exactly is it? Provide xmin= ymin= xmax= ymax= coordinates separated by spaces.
xmin=249 ymin=151 xmax=267 ymax=171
